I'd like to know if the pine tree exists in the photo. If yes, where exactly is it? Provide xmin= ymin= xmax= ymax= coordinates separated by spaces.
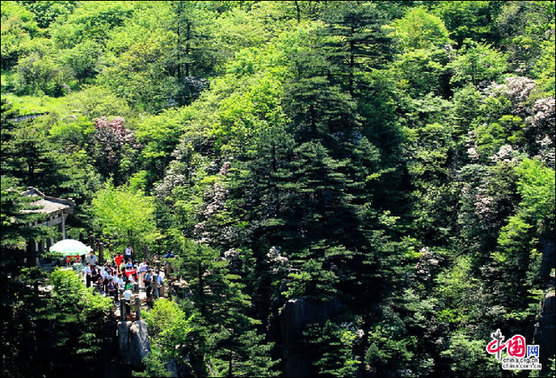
xmin=178 ymin=240 xmax=280 ymax=376
xmin=284 ymin=37 xmax=360 ymax=147
xmin=1 ymin=101 xmax=63 ymax=191
xmin=322 ymin=1 xmax=395 ymax=96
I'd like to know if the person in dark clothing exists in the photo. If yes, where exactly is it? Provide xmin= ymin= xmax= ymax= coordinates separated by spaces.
xmin=91 ymin=267 xmax=99 ymax=286
xmin=95 ymin=275 xmax=104 ymax=294
xmin=144 ymin=270 xmax=152 ymax=299
xmin=103 ymin=275 xmax=109 ymax=294
xmin=108 ymin=281 xmax=116 ymax=300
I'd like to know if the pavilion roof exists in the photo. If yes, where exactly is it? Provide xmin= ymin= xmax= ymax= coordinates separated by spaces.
xmin=21 ymin=187 xmax=75 ymax=215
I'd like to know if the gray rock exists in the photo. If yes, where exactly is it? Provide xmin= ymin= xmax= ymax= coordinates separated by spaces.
xmin=118 ymin=320 xmax=151 ymax=367
xmin=166 ymin=359 xmax=179 ymax=377
xmin=165 ymin=357 xmax=192 ymax=377
xmin=279 ymin=298 xmax=342 ymax=377
xmin=534 ymin=292 xmax=555 ymax=367
xmin=118 ymin=321 xmax=132 ymax=360
xmin=539 ymin=236 xmax=555 ymax=279
xmin=542 ymin=292 xmax=555 ymax=314
xmin=280 ymin=298 xmax=342 ymax=347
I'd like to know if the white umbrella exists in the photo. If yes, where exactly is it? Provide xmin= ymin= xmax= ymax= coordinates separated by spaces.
xmin=49 ymin=239 xmax=92 ymax=256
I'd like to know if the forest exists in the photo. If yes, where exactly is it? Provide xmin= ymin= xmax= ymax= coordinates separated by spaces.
xmin=1 ymin=1 xmax=555 ymax=377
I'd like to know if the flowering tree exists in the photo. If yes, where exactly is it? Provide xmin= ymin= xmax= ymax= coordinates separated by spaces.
xmin=90 ymin=116 xmax=140 ymax=183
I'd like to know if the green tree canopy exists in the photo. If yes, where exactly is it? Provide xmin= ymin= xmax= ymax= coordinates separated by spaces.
xmin=91 ymin=180 xmax=159 ymax=250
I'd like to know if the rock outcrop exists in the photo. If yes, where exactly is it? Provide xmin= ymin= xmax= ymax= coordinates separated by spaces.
xmin=279 ymin=298 xmax=342 ymax=377
xmin=118 ymin=320 xmax=151 ymax=367
xmin=539 ymin=236 xmax=555 ymax=280
xmin=535 ymin=291 xmax=555 ymax=368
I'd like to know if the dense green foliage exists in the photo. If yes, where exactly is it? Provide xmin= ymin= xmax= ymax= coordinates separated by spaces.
xmin=1 ymin=1 xmax=555 ymax=377
xmin=1 ymin=268 xmax=114 ymax=377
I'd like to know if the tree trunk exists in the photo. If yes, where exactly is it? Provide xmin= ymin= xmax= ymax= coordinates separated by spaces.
xmin=349 ymin=29 xmax=355 ymax=96
xmin=186 ymin=23 xmax=191 ymax=77
xmin=198 ymin=263 xmax=204 ymax=315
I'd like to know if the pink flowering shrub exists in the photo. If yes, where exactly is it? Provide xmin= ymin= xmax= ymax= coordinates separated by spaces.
xmin=505 ymin=77 xmax=536 ymax=109
xmin=91 ymin=117 xmax=140 ymax=180
xmin=527 ymin=97 xmax=555 ymax=167
xmin=532 ymin=97 xmax=555 ymax=132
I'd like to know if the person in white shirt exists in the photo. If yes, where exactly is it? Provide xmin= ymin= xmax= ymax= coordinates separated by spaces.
xmin=123 ymin=289 xmax=132 ymax=301
xmin=124 ymin=245 xmax=133 ymax=264
xmin=123 ymin=288 xmax=133 ymax=318
xmin=83 ymin=264 xmax=92 ymax=288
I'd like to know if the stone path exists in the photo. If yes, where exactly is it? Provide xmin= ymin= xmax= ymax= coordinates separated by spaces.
xmin=113 ymin=289 xmax=150 ymax=319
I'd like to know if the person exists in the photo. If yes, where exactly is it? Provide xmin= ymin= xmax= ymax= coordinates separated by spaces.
xmin=123 ymin=287 xmax=133 ymax=318
xmin=125 ymin=264 xmax=137 ymax=282
xmin=115 ymin=253 xmax=124 ymax=272
xmin=91 ymin=266 xmax=100 ymax=285
xmin=144 ymin=270 xmax=152 ymax=299
xmin=138 ymin=260 xmax=148 ymax=288
xmin=95 ymin=275 xmax=104 ymax=294
xmin=107 ymin=280 xmax=116 ymax=300
xmin=114 ymin=273 xmax=124 ymax=301
xmin=104 ymin=268 xmax=112 ymax=294
xmin=123 ymin=277 xmax=133 ymax=291
xmin=83 ymin=263 xmax=92 ymax=288
xmin=124 ymin=245 xmax=134 ymax=263
xmin=87 ymin=251 xmax=98 ymax=267
xmin=156 ymin=270 xmax=164 ymax=298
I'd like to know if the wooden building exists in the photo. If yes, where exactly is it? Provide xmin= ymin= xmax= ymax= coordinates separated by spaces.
xmin=22 ymin=187 xmax=76 ymax=254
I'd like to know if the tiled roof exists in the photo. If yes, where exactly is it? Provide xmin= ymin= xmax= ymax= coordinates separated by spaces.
xmin=21 ymin=187 xmax=75 ymax=215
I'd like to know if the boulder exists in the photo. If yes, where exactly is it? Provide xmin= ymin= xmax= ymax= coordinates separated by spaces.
xmin=118 ymin=320 xmax=151 ymax=367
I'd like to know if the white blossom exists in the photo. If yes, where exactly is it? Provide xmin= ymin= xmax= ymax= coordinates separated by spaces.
xmin=490 ymin=144 xmax=517 ymax=163
xmin=467 ymin=147 xmax=479 ymax=161
xmin=267 ymin=246 xmax=289 ymax=273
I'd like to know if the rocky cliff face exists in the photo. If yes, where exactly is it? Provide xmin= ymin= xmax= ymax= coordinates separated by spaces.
xmin=539 ymin=236 xmax=555 ymax=280
xmin=535 ymin=236 xmax=555 ymax=368
xmin=278 ymin=298 xmax=342 ymax=377
xmin=118 ymin=320 xmax=151 ymax=367
xmin=535 ymin=291 xmax=555 ymax=368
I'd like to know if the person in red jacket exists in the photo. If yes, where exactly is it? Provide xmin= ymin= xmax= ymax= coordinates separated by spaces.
xmin=125 ymin=266 xmax=137 ymax=280
xmin=115 ymin=253 xmax=124 ymax=272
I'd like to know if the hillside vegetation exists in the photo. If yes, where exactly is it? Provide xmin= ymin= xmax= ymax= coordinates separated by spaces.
xmin=1 ymin=1 xmax=555 ymax=377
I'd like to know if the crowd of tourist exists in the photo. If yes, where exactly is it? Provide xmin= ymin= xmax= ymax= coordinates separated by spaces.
xmin=80 ymin=247 xmax=167 ymax=306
